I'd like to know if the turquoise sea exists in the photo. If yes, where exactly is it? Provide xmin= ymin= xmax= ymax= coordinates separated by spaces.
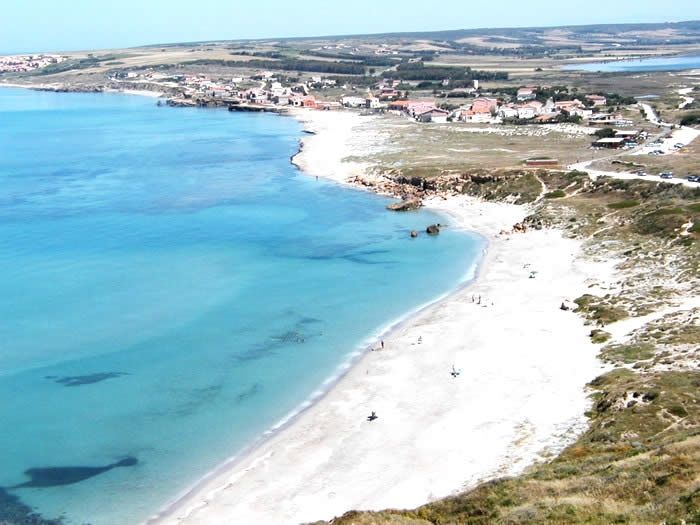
xmin=0 ymin=88 xmax=482 ymax=524
xmin=564 ymin=54 xmax=700 ymax=73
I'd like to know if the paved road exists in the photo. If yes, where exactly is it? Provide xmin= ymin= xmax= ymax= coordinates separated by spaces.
xmin=567 ymin=103 xmax=699 ymax=188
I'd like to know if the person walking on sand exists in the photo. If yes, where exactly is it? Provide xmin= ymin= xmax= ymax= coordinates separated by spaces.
xmin=380 ymin=340 xmax=384 ymax=350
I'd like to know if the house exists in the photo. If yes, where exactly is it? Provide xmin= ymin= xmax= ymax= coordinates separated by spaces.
xmin=589 ymin=114 xmax=634 ymax=126
xmin=458 ymin=97 xmax=499 ymax=122
xmin=316 ymin=101 xmax=342 ymax=110
xmin=585 ymin=94 xmax=607 ymax=106
xmin=379 ymin=88 xmax=399 ymax=100
xmin=367 ymin=96 xmax=383 ymax=109
xmin=517 ymin=106 xmax=537 ymax=119
xmin=498 ymin=105 xmax=519 ymax=119
xmin=542 ymin=98 xmax=556 ymax=114
xmin=534 ymin=113 xmax=559 ymax=123
xmin=302 ymin=96 xmax=318 ymax=109
xmin=406 ymin=101 xmax=437 ymax=118
xmin=614 ymin=130 xmax=641 ymax=140
xmin=274 ymin=95 xmax=290 ymax=106
xmin=594 ymin=137 xmax=626 ymax=149
xmin=471 ymin=97 xmax=498 ymax=114
xmin=520 ymin=100 xmax=544 ymax=116
xmin=554 ymin=99 xmax=585 ymax=112
xmin=416 ymin=108 xmax=449 ymax=123
xmin=388 ymin=100 xmax=410 ymax=112
xmin=517 ymin=87 xmax=537 ymax=101
xmin=526 ymin=158 xmax=559 ymax=167
xmin=569 ymin=107 xmax=593 ymax=118
xmin=341 ymin=96 xmax=367 ymax=108
xmin=448 ymin=88 xmax=476 ymax=97
xmin=459 ymin=110 xmax=494 ymax=123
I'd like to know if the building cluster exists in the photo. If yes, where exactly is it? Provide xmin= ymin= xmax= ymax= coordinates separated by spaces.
xmin=344 ymin=85 xmax=635 ymax=127
xmin=112 ymin=70 xmax=343 ymax=109
xmin=592 ymin=129 xmax=646 ymax=149
xmin=0 ymin=54 xmax=64 ymax=73
xmin=113 ymin=70 xmax=640 ymax=137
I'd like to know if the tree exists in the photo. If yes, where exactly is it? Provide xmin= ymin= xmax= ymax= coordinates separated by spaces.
xmin=594 ymin=127 xmax=616 ymax=139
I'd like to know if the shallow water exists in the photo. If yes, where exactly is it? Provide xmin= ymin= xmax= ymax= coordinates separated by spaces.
xmin=0 ymin=89 xmax=482 ymax=524
xmin=564 ymin=54 xmax=700 ymax=73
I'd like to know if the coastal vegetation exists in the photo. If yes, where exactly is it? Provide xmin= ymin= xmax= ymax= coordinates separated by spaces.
xmin=382 ymin=62 xmax=508 ymax=82
xmin=314 ymin=369 xmax=700 ymax=525
xmin=311 ymin=170 xmax=700 ymax=525
xmin=185 ymin=58 xmax=368 ymax=75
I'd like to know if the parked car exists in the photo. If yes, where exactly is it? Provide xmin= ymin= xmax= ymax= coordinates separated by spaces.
xmin=660 ymin=172 xmax=674 ymax=179
xmin=637 ymin=171 xmax=648 ymax=177
xmin=687 ymin=175 xmax=699 ymax=183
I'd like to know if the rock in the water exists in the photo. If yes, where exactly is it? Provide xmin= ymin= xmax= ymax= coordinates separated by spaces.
xmin=386 ymin=199 xmax=422 ymax=212
xmin=426 ymin=224 xmax=440 ymax=235
xmin=410 ymin=230 xmax=418 ymax=238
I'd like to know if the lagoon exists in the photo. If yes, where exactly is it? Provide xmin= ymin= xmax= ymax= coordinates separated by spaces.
xmin=563 ymin=54 xmax=700 ymax=73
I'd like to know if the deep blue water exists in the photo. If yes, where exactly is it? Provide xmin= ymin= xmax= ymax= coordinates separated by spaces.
xmin=0 ymin=88 xmax=482 ymax=524
xmin=564 ymin=54 xmax=700 ymax=73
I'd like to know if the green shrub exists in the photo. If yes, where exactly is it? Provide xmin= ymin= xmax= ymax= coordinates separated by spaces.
xmin=608 ymin=200 xmax=640 ymax=209
xmin=601 ymin=343 xmax=655 ymax=364
xmin=668 ymin=404 xmax=689 ymax=418
xmin=590 ymin=329 xmax=612 ymax=344
xmin=545 ymin=190 xmax=566 ymax=199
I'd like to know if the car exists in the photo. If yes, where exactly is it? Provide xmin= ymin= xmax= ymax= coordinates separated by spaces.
xmin=687 ymin=175 xmax=699 ymax=183
xmin=674 ymin=143 xmax=684 ymax=149
xmin=637 ymin=171 xmax=648 ymax=177
xmin=660 ymin=172 xmax=674 ymax=180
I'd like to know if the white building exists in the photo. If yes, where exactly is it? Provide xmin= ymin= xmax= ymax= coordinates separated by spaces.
xmin=341 ymin=96 xmax=367 ymax=108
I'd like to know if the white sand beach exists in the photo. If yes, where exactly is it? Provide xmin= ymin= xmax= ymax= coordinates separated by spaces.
xmin=151 ymin=109 xmax=613 ymax=525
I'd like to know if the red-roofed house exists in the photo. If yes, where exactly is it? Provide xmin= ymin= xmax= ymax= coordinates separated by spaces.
xmin=416 ymin=108 xmax=449 ymax=123
xmin=585 ymin=94 xmax=607 ymax=106
xmin=517 ymin=87 xmax=537 ymax=101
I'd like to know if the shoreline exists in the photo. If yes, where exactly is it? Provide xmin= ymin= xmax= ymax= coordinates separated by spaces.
xmin=0 ymin=85 xmax=614 ymax=524
xmin=0 ymin=86 xmax=614 ymax=524
xmin=150 ymin=108 xmax=612 ymax=525
xmin=147 ymin=236 xmax=487 ymax=525
xmin=146 ymin=107 xmax=490 ymax=525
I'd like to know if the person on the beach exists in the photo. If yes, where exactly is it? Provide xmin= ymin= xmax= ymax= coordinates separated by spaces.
xmin=367 ymin=411 xmax=378 ymax=421
xmin=380 ymin=340 xmax=384 ymax=349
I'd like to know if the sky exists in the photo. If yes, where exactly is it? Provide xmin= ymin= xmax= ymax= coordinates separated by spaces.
xmin=2 ymin=0 xmax=699 ymax=54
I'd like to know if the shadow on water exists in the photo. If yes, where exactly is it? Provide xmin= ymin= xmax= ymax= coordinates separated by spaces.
xmin=236 ymin=383 xmax=262 ymax=403
xmin=45 ymin=372 xmax=129 ymax=387
xmin=0 ymin=487 xmax=65 ymax=525
xmin=9 ymin=457 xmax=138 ymax=489
xmin=1 ymin=458 xmax=138 ymax=524
xmin=234 ymin=319 xmax=324 ymax=363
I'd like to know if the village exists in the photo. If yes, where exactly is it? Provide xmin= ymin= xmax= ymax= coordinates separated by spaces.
xmin=0 ymin=54 xmax=64 ymax=73
xmin=107 ymin=68 xmax=667 ymax=155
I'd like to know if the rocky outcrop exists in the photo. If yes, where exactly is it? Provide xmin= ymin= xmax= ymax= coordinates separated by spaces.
xmin=386 ymin=198 xmax=422 ymax=212
xmin=35 ymin=85 xmax=104 ymax=93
